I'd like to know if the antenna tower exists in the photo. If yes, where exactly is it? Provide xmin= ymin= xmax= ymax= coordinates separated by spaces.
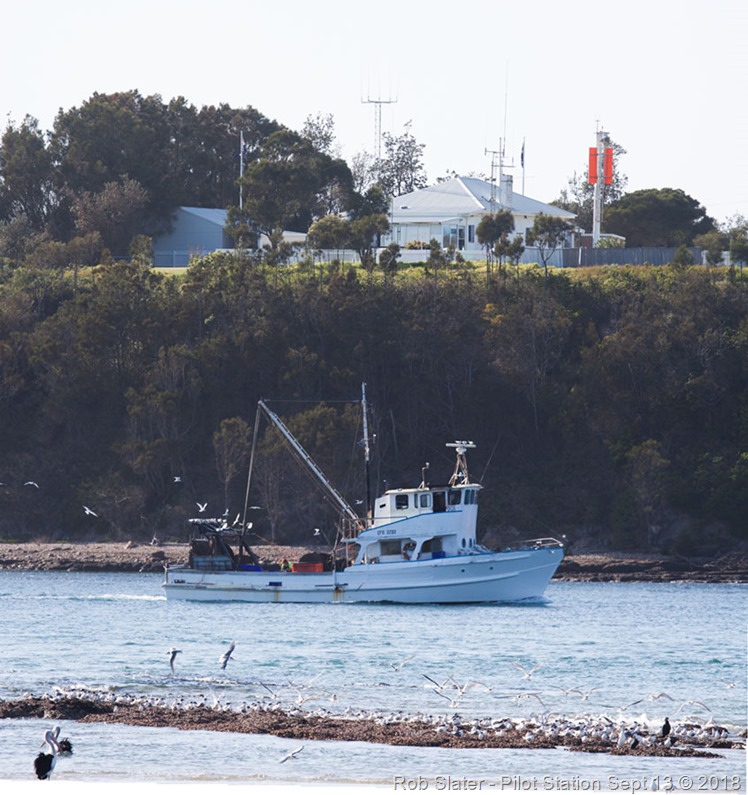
xmin=362 ymin=93 xmax=397 ymax=162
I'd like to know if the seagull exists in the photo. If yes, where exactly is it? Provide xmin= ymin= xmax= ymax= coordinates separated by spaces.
xmin=390 ymin=654 xmax=415 ymax=671
xmin=512 ymin=692 xmax=546 ymax=707
xmin=313 ymin=528 xmax=321 ymax=537
xmin=676 ymin=700 xmax=711 ymax=714
xmin=422 ymin=673 xmax=455 ymax=692
xmin=648 ymin=692 xmax=675 ymax=702
xmin=34 ymin=728 xmax=61 ymax=780
xmin=279 ymin=745 xmax=305 ymax=763
xmin=196 ymin=502 xmax=207 ymax=513
xmin=232 ymin=513 xmax=241 ymax=527
xmin=513 ymin=661 xmax=543 ymax=679
xmin=173 ymin=476 xmax=182 ymax=483
xmin=219 ymin=640 xmax=236 ymax=670
xmin=574 ymin=686 xmax=600 ymax=701
xmin=83 ymin=506 xmax=97 ymax=516
xmin=24 ymin=481 xmax=39 ymax=488
xmin=167 ymin=648 xmax=182 ymax=672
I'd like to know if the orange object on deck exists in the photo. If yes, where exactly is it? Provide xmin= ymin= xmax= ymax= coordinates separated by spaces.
xmin=292 ymin=562 xmax=324 ymax=573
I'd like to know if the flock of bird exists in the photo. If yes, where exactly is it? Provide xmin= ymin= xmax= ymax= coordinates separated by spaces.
xmin=22 ymin=648 xmax=742 ymax=779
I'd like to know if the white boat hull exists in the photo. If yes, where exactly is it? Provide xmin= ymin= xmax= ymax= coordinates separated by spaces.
xmin=163 ymin=547 xmax=563 ymax=604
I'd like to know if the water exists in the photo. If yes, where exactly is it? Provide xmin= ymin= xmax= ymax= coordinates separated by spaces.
xmin=0 ymin=572 xmax=745 ymax=792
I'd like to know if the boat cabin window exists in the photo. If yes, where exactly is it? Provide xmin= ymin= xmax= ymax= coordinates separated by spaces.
xmin=448 ymin=489 xmax=462 ymax=506
xmin=433 ymin=491 xmax=446 ymax=513
xmin=395 ymin=494 xmax=409 ymax=510
xmin=419 ymin=493 xmax=431 ymax=508
xmin=380 ymin=540 xmax=402 ymax=556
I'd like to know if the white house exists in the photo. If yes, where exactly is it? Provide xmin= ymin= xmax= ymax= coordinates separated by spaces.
xmin=382 ymin=175 xmax=576 ymax=255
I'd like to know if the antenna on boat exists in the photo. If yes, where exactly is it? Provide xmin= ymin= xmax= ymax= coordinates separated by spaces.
xmin=446 ymin=441 xmax=476 ymax=486
xmin=361 ymin=383 xmax=372 ymax=524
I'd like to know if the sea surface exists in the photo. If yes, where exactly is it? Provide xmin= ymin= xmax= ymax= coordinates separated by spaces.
xmin=0 ymin=572 xmax=745 ymax=792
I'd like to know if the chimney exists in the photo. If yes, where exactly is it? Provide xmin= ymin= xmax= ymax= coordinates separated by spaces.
xmin=499 ymin=174 xmax=513 ymax=208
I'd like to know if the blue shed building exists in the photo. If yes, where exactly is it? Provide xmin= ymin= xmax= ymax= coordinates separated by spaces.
xmin=153 ymin=207 xmax=233 ymax=267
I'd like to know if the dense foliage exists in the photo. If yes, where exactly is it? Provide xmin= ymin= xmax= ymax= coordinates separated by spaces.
xmin=0 ymin=258 xmax=745 ymax=554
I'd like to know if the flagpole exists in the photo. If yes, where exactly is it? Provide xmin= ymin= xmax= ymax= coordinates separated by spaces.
xmin=521 ymin=137 xmax=525 ymax=195
xmin=239 ymin=130 xmax=244 ymax=209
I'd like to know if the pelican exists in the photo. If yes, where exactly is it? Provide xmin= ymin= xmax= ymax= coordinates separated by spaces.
xmin=83 ymin=506 xmax=97 ymax=516
xmin=34 ymin=728 xmax=61 ymax=779
xmin=168 ymin=648 xmax=182 ymax=672
xmin=513 ymin=661 xmax=543 ymax=679
xmin=279 ymin=745 xmax=304 ymax=763
xmin=219 ymin=640 xmax=236 ymax=669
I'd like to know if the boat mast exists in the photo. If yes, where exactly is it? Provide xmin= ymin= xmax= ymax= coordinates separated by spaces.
xmin=361 ymin=383 xmax=372 ymax=525
xmin=257 ymin=401 xmax=362 ymax=529
xmin=447 ymin=440 xmax=476 ymax=486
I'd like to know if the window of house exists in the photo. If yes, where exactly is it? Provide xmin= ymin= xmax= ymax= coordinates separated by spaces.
xmin=468 ymin=225 xmax=475 ymax=243
xmin=442 ymin=226 xmax=466 ymax=250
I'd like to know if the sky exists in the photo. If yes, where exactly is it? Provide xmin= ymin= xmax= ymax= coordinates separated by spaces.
xmin=3 ymin=0 xmax=748 ymax=225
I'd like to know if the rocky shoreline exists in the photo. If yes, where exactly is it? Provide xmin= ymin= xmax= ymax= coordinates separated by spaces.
xmin=0 ymin=541 xmax=745 ymax=582
xmin=1 ymin=694 xmax=741 ymax=758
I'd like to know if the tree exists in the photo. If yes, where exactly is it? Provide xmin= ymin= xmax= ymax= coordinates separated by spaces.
xmin=213 ymin=417 xmax=251 ymax=513
xmin=724 ymin=214 xmax=748 ymax=272
xmin=348 ymin=214 xmax=390 ymax=270
xmin=301 ymin=112 xmax=339 ymax=156
xmin=233 ymin=129 xmax=353 ymax=253
xmin=477 ymin=210 xmax=514 ymax=276
xmin=694 ymin=230 xmax=728 ymax=266
xmin=604 ymin=188 xmax=715 ymax=246
xmin=71 ymin=177 xmax=150 ymax=256
xmin=306 ymin=214 xmax=350 ymax=260
xmin=376 ymin=123 xmax=427 ymax=197
xmin=526 ymin=213 xmax=573 ymax=275
xmin=0 ymin=116 xmax=56 ymax=230
xmin=730 ymin=231 xmax=748 ymax=272
xmin=379 ymin=242 xmax=400 ymax=278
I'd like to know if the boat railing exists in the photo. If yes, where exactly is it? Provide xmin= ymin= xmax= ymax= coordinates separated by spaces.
xmin=515 ymin=537 xmax=565 ymax=550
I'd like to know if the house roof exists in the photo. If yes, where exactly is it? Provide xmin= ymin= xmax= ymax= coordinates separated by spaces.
xmin=391 ymin=177 xmax=575 ymax=220
xmin=179 ymin=206 xmax=228 ymax=225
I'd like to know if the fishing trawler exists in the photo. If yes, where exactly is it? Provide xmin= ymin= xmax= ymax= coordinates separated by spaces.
xmin=162 ymin=392 xmax=564 ymax=603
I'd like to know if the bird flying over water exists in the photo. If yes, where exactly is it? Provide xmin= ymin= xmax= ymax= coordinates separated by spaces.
xmin=279 ymin=745 xmax=304 ymax=763
xmin=196 ymin=502 xmax=207 ymax=512
xmin=83 ymin=506 xmax=97 ymax=516
xmin=390 ymin=654 xmax=415 ymax=671
xmin=219 ymin=640 xmax=236 ymax=669
xmin=168 ymin=648 xmax=182 ymax=672
xmin=24 ymin=481 xmax=39 ymax=488
xmin=513 ymin=661 xmax=543 ymax=679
